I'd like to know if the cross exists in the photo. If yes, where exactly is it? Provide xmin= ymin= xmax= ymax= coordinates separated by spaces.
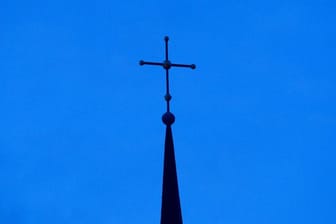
xmin=139 ymin=36 xmax=196 ymax=124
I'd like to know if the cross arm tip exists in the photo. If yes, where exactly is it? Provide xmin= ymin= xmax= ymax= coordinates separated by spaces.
xmin=139 ymin=60 xmax=145 ymax=65
xmin=191 ymin=64 xmax=196 ymax=69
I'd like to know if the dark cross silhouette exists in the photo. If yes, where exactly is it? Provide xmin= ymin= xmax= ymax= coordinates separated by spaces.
xmin=139 ymin=36 xmax=196 ymax=115
xmin=139 ymin=36 xmax=196 ymax=224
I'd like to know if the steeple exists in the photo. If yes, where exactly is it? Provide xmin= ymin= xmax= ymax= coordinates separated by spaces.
xmin=139 ymin=36 xmax=196 ymax=224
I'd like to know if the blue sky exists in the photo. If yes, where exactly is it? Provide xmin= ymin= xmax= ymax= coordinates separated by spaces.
xmin=1 ymin=0 xmax=336 ymax=223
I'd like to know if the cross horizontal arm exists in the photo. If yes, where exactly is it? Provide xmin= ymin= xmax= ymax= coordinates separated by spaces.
xmin=139 ymin=60 xmax=163 ymax=67
xmin=171 ymin=63 xmax=196 ymax=69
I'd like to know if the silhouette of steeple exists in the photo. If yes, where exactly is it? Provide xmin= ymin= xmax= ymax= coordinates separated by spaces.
xmin=160 ymin=120 xmax=182 ymax=224
xmin=139 ymin=36 xmax=196 ymax=224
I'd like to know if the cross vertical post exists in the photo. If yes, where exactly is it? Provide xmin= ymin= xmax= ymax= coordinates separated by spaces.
xmin=164 ymin=36 xmax=170 ymax=112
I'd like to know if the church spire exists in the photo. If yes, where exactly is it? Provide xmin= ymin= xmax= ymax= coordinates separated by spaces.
xmin=160 ymin=124 xmax=182 ymax=224
xmin=139 ymin=36 xmax=196 ymax=224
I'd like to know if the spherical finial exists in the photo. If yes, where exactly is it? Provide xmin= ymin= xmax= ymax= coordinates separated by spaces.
xmin=164 ymin=93 xmax=172 ymax=101
xmin=191 ymin=64 xmax=196 ymax=69
xmin=162 ymin=112 xmax=175 ymax=125
xmin=164 ymin=36 xmax=169 ymax=42
xmin=139 ymin=60 xmax=145 ymax=65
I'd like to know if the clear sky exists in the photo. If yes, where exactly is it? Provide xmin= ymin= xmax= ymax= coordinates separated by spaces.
xmin=1 ymin=0 xmax=335 ymax=223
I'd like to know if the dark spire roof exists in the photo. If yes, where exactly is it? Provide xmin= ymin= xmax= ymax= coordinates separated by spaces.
xmin=160 ymin=123 xmax=183 ymax=224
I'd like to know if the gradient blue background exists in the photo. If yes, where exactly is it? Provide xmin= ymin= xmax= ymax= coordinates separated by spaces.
xmin=1 ymin=0 xmax=335 ymax=223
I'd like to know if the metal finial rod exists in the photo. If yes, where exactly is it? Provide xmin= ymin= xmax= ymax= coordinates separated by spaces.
xmin=165 ymin=69 xmax=170 ymax=112
xmin=165 ymin=36 xmax=169 ymax=61
xmin=171 ymin=63 xmax=196 ymax=69
xmin=139 ymin=36 xmax=196 ymax=124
